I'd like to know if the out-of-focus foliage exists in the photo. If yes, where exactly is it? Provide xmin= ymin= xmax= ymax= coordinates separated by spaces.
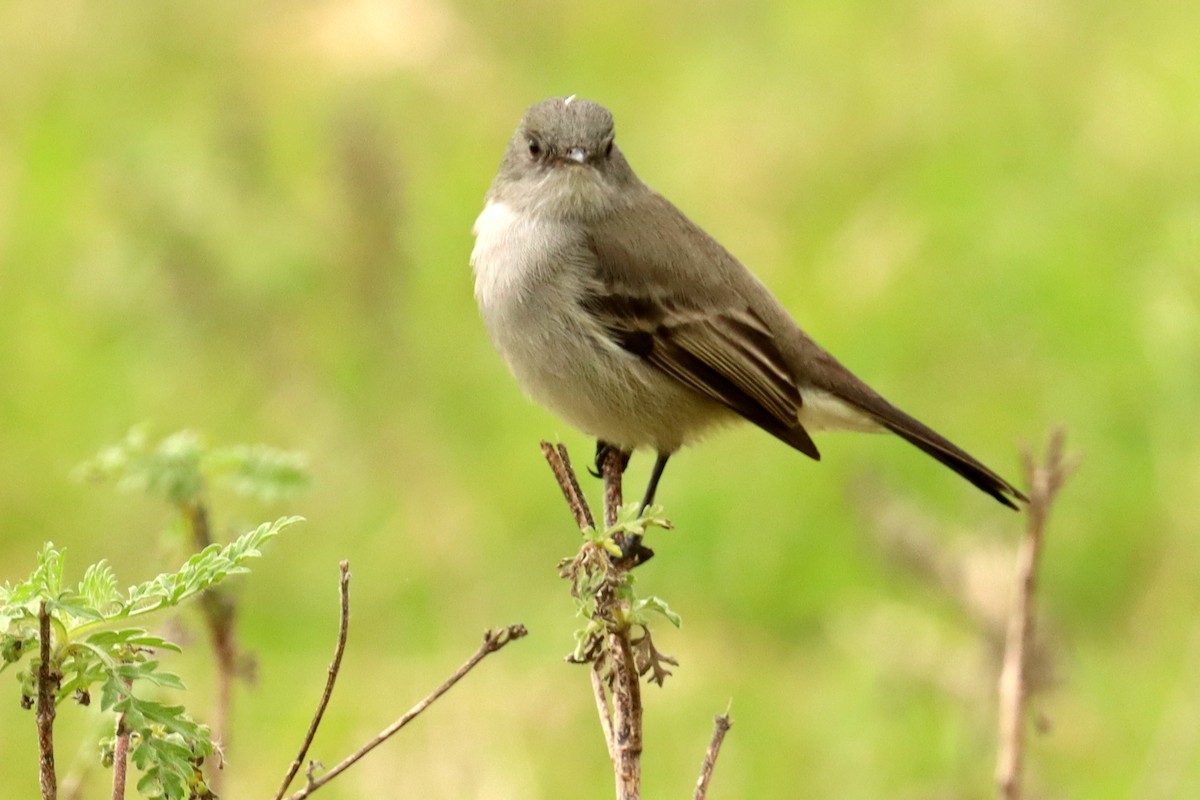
xmin=1 ymin=0 xmax=1197 ymax=797
xmin=77 ymin=426 xmax=309 ymax=507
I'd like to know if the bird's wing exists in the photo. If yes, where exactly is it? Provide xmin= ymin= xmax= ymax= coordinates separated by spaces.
xmin=579 ymin=192 xmax=821 ymax=459
xmin=577 ymin=189 xmax=1027 ymax=508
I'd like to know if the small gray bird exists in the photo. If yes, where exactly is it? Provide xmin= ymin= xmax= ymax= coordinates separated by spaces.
xmin=472 ymin=96 xmax=1026 ymax=512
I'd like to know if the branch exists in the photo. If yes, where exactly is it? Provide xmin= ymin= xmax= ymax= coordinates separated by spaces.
xmin=275 ymin=562 xmax=352 ymax=800
xmin=693 ymin=712 xmax=733 ymax=800
xmin=540 ymin=441 xmax=595 ymax=531
xmin=996 ymin=428 xmax=1076 ymax=800
xmin=37 ymin=600 xmax=59 ymax=800
xmin=111 ymin=715 xmax=130 ymax=800
xmin=609 ymin=630 xmax=643 ymax=799
xmin=286 ymin=624 xmax=528 ymax=799
xmin=590 ymin=661 xmax=617 ymax=763
xmin=600 ymin=445 xmax=627 ymax=530
xmin=543 ymin=443 xmax=645 ymax=799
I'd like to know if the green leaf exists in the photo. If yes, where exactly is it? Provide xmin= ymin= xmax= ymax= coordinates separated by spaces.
xmin=115 ymin=515 xmax=300 ymax=620
xmin=114 ymin=660 xmax=187 ymax=691
xmin=1 ymin=633 xmax=33 ymax=667
xmin=119 ymin=691 xmax=214 ymax=798
xmin=100 ymin=675 xmax=125 ymax=712
xmin=633 ymin=595 xmax=682 ymax=628
xmin=605 ymin=503 xmax=673 ymax=541
xmin=80 ymin=427 xmax=310 ymax=513
xmin=126 ymin=697 xmax=199 ymax=737
xmin=47 ymin=592 xmax=105 ymax=622
xmin=31 ymin=542 xmax=66 ymax=598
xmin=85 ymin=628 xmax=181 ymax=653
xmin=79 ymin=561 xmax=121 ymax=615
xmin=77 ymin=426 xmax=205 ymax=506
xmin=205 ymin=443 xmax=310 ymax=504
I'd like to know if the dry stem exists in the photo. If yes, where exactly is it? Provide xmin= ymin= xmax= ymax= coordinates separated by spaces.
xmin=111 ymin=715 xmax=130 ymax=800
xmin=275 ymin=561 xmax=352 ymax=800
xmin=286 ymin=625 xmax=527 ymax=799
xmin=542 ymin=441 xmax=644 ymax=800
xmin=541 ymin=442 xmax=595 ymax=531
xmin=996 ymin=428 xmax=1075 ymax=800
xmin=37 ymin=601 xmax=59 ymax=800
xmin=609 ymin=631 xmax=643 ymax=799
xmin=590 ymin=661 xmax=617 ymax=763
xmin=693 ymin=712 xmax=733 ymax=800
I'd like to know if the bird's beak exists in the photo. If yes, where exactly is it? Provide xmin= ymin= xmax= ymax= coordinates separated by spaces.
xmin=565 ymin=147 xmax=587 ymax=164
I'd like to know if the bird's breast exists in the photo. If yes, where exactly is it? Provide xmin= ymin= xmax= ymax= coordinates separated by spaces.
xmin=470 ymin=201 xmax=730 ymax=451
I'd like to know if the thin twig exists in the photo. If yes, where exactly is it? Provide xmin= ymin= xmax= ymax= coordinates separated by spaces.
xmin=541 ymin=441 xmax=595 ymax=531
xmin=996 ymin=428 xmax=1075 ymax=800
xmin=597 ymin=445 xmax=642 ymax=800
xmin=609 ymin=631 xmax=643 ymax=800
xmin=590 ymin=660 xmax=617 ymax=763
xmin=37 ymin=600 xmax=59 ymax=800
xmin=111 ymin=715 xmax=130 ymax=800
xmin=545 ymin=444 xmax=646 ymax=800
xmin=275 ymin=562 xmax=352 ymax=800
xmin=286 ymin=625 xmax=528 ymax=799
xmin=600 ymin=446 xmax=626 ymax=530
xmin=557 ymin=443 xmax=594 ymax=529
xmin=693 ymin=711 xmax=733 ymax=800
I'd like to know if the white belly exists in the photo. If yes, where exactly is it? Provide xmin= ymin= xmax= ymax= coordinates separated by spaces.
xmin=471 ymin=202 xmax=731 ymax=452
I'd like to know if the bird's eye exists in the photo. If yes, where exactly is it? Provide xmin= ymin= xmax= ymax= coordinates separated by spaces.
xmin=604 ymin=139 xmax=614 ymax=157
xmin=528 ymin=139 xmax=541 ymax=158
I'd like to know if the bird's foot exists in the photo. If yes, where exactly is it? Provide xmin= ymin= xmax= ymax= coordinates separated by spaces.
xmin=591 ymin=440 xmax=629 ymax=479
xmin=618 ymin=534 xmax=655 ymax=567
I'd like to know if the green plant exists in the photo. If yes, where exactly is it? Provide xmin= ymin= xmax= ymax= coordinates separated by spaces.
xmin=1 ymin=517 xmax=299 ymax=798
xmin=561 ymin=501 xmax=681 ymax=684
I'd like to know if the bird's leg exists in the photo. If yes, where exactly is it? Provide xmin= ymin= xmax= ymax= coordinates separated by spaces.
xmin=591 ymin=440 xmax=654 ymax=565
xmin=619 ymin=452 xmax=669 ymax=566
xmin=639 ymin=452 xmax=671 ymax=514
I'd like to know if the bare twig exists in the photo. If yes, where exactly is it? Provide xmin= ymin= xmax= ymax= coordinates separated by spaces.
xmin=591 ymin=661 xmax=617 ymax=762
xmin=609 ymin=630 xmax=643 ymax=799
xmin=600 ymin=446 xmax=627 ymax=530
xmin=275 ymin=562 xmax=352 ymax=800
xmin=544 ymin=443 xmax=646 ymax=799
xmin=996 ymin=428 xmax=1076 ymax=800
xmin=693 ymin=711 xmax=733 ymax=800
xmin=558 ymin=444 xmax=594 ymax=527
xmin=286 ymin=625 xmax=528 ymax=799
xmin=111 ymin=715 xmax=130 ymax=800
xmin=540 ymin=441 xmax=595 ymax=531
xmin=598 ymin=445 xmax=643 ymax=800
xmin=37 ymin=601 xmax=59 ymax=800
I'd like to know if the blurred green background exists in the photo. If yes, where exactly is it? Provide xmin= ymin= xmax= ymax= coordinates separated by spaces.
xmin=2 ymin=0 xmax=1198 ymax=797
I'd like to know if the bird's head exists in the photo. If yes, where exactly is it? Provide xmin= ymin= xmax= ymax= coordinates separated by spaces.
xmin=490 ymin=96 xmax=639 ymax=219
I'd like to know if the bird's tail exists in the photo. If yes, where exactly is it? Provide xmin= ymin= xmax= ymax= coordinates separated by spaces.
xmin=879 ymin=410 xmax=1026 ymax=509
xmin=824 ymin=380 xmax=1027 ymax=509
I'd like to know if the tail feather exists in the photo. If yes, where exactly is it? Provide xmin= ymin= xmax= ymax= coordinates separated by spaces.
xmin=817 ymin=379 xmax=1027 ymax=509
xmin=879 ymin=415 xmax=1026 ymax=509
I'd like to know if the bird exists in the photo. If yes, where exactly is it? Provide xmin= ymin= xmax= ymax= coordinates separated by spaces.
xmin=471 ymin=96 xmax=1026 ymax=515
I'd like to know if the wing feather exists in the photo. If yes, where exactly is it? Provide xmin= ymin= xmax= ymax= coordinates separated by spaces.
xmin=579 ymin=287 xmax=821 ymax=459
